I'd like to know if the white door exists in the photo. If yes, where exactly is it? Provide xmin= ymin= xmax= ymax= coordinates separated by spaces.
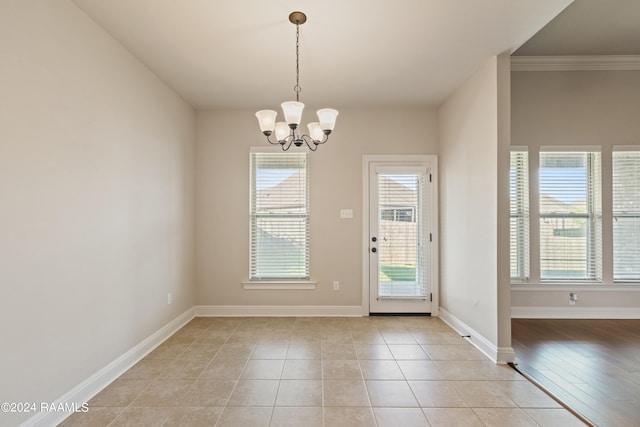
xmin=367 ymin=159 xmax=437 ymax=314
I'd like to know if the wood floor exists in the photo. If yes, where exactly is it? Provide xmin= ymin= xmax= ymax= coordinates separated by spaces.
xmin=512 ymin=319 xmax=640 ymax=427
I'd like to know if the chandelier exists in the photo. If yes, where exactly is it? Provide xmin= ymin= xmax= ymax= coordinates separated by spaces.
xmin=255 ymin=11 xmax=338 ymax=151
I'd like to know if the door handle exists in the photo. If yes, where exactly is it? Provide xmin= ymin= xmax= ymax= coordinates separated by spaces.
xmin=372 ymin=237 xmax=377 ymax=242
xmin=371 ymin=247 xmax=377 ymax=253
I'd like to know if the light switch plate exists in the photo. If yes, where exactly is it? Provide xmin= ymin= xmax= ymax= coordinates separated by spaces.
xmin=340 ymin=209 xmax=353 ymax=219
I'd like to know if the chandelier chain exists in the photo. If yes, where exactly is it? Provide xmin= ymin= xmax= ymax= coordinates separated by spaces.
xmin=255 ymin=11 xmax=337 ymax=151
xmin=294 ymin=23 xmax=301 ymax=102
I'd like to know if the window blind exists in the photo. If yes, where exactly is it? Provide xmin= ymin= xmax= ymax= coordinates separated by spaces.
xmin=612 ymin=149 xmax=640 ymax=281
xmin=510 ymin=149 xmax=530 ymax=281
xmin=250 ymin=152 xmax=309 ymax=279
xmin=377 ymin=171 xmax=428 ymax=297
xmin=539 ymin=151 xmax=602 ymax=280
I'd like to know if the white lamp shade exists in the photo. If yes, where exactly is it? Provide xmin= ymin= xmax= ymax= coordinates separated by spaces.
xmin=307 ymin=122 xmax=324 ymax=141
xmin=275 ymin=122 xmax=289 ymax=141
xmin=255 ymin=110 xmax=277 ymax=133
xmin=317 ymin=108 xmax=338 ymax=131
xmin=281 ymin=101 xmax=305 ymax=125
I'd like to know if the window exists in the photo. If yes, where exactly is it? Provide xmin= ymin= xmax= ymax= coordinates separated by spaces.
xmin=510 ymin=148 xmax=529 ymax=281
xmin=539 ymin=150 xmax=602 ymax=281
xmin=613 ymin=148 xmax=640 ymax=281
xmin=250 ymin=151 xmax=309 ymax=279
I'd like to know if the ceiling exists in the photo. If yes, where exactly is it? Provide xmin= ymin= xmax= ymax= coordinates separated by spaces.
xmin=515 ymin=0 xmax=640 ymax=56
xmin=72 ymin=0 xmax=573 ymax=109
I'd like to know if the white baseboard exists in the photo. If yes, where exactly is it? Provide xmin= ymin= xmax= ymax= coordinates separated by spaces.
xmin=195 ymin=305 xmax=363 ymax=317
xmin=439 ymin=308 xmax=515 ymax=364
xmin=22 ymin=307 xmax=196 ymax=427
xmin=512 ymin=306 xmax=640 ymax=319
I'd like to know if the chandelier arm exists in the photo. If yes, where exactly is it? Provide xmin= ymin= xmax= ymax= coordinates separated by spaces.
xmin=300 ymin=133 xmax=329 ymax=145
xmin=264 ymin=133 xmax=282 ymax=146
xmin=281 ymin=138 xmax=295 ymax=151
xmin=302 ymin=137 xmax=318 ymax=151
xmin=315 ymin=133 xmax=330 ymax=145
xmin=265 ymin=133 xmax=298 ymax=151
xmin=299 ymin=134 xmax=322 ymax=151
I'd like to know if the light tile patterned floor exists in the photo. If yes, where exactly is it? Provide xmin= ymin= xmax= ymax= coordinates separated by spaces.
xmin=60 ymin=316 xmax=586 ymax=426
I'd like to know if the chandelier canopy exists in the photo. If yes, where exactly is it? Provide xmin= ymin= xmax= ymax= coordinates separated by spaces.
xmin=255 ymin=11 xmax=338 ymax=151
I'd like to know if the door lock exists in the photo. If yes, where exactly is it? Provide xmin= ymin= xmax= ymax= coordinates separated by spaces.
xmin=372 ymin=237 xmax=377 ymax=242
xmin=371 ymin=247 xmax=377 ymax=253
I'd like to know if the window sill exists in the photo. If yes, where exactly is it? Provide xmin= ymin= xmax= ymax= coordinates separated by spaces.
xmin=242 ymin=280 xmax=317 ymax=290
xmin=511 ymin=283 xmax=640 ymax=292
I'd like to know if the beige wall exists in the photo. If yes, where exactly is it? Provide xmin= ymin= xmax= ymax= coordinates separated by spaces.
xmin=511 ymin=69 xmax=640 ymax=314
xmin=438 ymin=54 xmax=512 ymax=360
xmin=196 ymin=108 xmax=437 ymax=307
xmin=512 ymin=71 xmax=640 ymax=147
xmin=0 ymin=1 xmax=195 ymax=424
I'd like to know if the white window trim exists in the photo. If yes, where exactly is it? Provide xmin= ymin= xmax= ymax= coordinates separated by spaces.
xmin=539 ymin=145 xmax=602 ymax=152
xmin=538 ymin=149 xmax=602 ymax=282
xmin=247 ymin=147 xmax=310 ymax=284
xmin=612 ymin=145 xmax=640 ymax=152
xmin=242 ymin=280 xmax=317 ymax=290
xmin=512 ymin=283 xmax=640 ymax=292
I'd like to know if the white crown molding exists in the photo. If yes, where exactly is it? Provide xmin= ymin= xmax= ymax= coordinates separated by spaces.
xmin=195 ymin=305 xmax=363 ymax=317
xmin=23 ymin=307 xmax=196 ymax=427
xmin=511 ymin=55 xmax=640 ymax=72
xmin=511 ymin=306 xmax=640 ymax=319
xmin=438 ymin=308 xmax=515 ymax=364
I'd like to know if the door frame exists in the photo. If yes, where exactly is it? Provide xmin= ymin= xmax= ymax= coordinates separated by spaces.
xmin=362 ymin=155 xmax=439 ymax=316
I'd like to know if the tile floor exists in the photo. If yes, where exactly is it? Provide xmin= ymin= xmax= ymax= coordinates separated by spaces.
xmin=60 ymin=316 xmax=586 ymax=426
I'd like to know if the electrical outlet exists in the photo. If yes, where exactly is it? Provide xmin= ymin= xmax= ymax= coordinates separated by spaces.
xmin=168 ymin=293 xmax=172 ymax=305
xmin=333 ymin=281 xmax=340 ymax=291
xmin=569 ymin=292 xmax=577 ymax=305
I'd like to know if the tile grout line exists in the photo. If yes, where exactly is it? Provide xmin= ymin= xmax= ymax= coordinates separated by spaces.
xmin=213 ymin=321 xmax=251 ymax=427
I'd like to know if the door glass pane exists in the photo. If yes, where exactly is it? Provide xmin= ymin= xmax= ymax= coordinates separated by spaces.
xmin=377 ymin=172 xmax=428 ymax=297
